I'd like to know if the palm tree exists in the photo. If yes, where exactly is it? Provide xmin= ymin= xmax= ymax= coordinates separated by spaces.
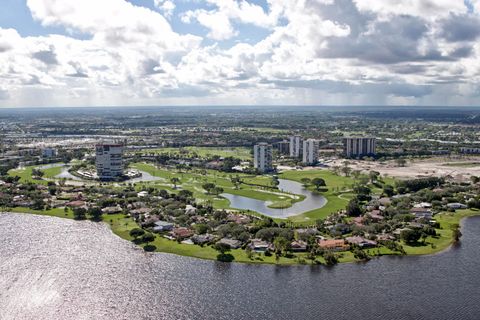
xmin=170 ymin=177 xmax=180 ymax=189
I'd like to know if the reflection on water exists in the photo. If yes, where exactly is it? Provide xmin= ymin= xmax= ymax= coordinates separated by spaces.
xmin=1 ymin=213 xmax=479 ymax=320
xmin=221 ymin=179 xmax=327 ymax=218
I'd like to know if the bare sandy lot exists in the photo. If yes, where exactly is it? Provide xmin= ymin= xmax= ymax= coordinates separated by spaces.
xmin=329 ymin=156 xmax=480 ymax=182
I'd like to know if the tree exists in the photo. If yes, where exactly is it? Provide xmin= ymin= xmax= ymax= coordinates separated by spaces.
xmin=395 ymin=158 xmax=407 ymax=167
xmin=87 ymin=207 xmax=103 ymax=221
xmin=32 ymin=168 xmax=44 ymax=178
xmin=202 ymin=182 xmax=216 ymax=194
xmin=470 ymin=176 xmax=480 ymax=184
xmin=271 ymin=176 xmax=280 ymax=188
xmin=323 ymin=251 xmax=338 ymax=265
xmin=400 ymin=229 xmax=421 ymax=244
xmin=383 ymin=185 xmax=395 ymax=197
xmin=129 ymin=228 xmax=145 ymax=240
xmin=72 ymin=207 xmax=87 ymax=220
xmin=214 ymin=242 xmax=231 ymax=255
xmin=170 ymin=177 xmax=180 ymax=189
xmin=451 ymin=224 xmax=462 ymax=242
xmin=346 ymin=199 xmax=363 ymax=217
xmin=211 ymin=187 xmax=224 ymax=196
xmin=369 ymin=171 xmax=380 ymax=183
xmin=300 ymin=178 xmax=311 ymax=187
xmin=273 ymin=236 xmax=290 ymax=257
xmin=31 ymin=198 xmax=45 ymax=210
xmin=141 ymin=233 xmax=155 ymax=244
xmin=311 ymin=177 xmax=326 ymax=191
xmin=353 ymin=248 xmax=370 ymax=261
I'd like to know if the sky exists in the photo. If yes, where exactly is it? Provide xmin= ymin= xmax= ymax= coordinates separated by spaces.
xmin=0 ymin=0 xmax=480 ymax=107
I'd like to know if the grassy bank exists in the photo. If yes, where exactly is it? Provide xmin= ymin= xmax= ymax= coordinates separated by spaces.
xmin=132 ymin=146 xmax=252 ymax=161
xmin=8 ymin=163 xmax=64 ymax=185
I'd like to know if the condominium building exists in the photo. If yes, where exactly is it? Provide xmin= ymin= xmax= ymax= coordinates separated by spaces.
xmin=289 ymin=135 xmax=303 ymax=158
xmin=343 ymin=137 xmax=376 ymax=158
xmin=95 ymin=142 xmax=124 ymax=180
xmin=460 ymin=147 xmax=480 ymax=154
xmin=253 ymin=143 xmax=273 ymax=173
xmin=272 ymin=140 xmax=290 ymax=155
xmin=41 ymin=148 xmax=57 ymax=158
xmin=302 ymin=139 xmax=319 ymax=164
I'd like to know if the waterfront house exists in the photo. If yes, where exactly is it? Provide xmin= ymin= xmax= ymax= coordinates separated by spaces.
xmin=191 ymin=233 xmax=216 ymax=245
xmin=290 ymin=240 xmax=308 ymax=252
xmin=410 ymin=207 xmax=433 ymax=220
xmin=153 ymin=221 xmax=174 ymax=233
xmin=447 ymin=203 xmax=468 ymax=210
xmin=317 ymin=239 xmax=349 ymax=251
xmin=217 ymin=238 xmax=242 ymax=249
xmin=345 ymin=236 xmax=377 ymax=248
xmin=248 ymin=239 xmax=272 ymax=252
xmin=171 ymin=227 xmax=194 ymax=239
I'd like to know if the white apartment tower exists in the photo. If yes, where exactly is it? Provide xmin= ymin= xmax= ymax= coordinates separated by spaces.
xmin=343 ymin=137 xmax=376 ymax=158
xmin=289 ymin=135 xmax=303 ymax=158
xmin=96 ymin=142 xmax=124 ymax=180
xmin=302 ymin=139 xmax=319 ymax=164
xmin=253 ymin=143 xmax=273 ymax=173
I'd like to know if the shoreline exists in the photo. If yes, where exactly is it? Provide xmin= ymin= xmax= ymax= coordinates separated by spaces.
xmin=3 ymin=209 xmax=479 ymax=266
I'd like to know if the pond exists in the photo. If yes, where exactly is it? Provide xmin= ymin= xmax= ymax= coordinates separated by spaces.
xmin=221 ymin=179 xmax=327 ymax=218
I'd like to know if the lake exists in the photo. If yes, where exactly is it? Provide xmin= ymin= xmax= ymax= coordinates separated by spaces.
xmin=221 ymin=179 xmax=327 ymax=218
xmin=0 ymin=213 xmax=479 ymax=320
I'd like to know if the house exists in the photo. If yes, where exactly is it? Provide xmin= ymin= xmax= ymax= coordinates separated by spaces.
xmin=290 ymin=240 xmax=307 ymax=252
xmin=368 ymin=211 xmax=384 ymax=221
xmin=137 ymin=191 xmax=148 ymax=198
xmin=447 ymin=203 xmax=468 ymax=210
xmin=295 ymin=228 xmax=318 ymax=237
xmin=102 ymin=206 xmax=122 ymax=214
xmin=376 ymin=234 xmax=395 ymax=242
xmin=185 ymin=204 xmax=197 ymax=215
xmin=414 ymin=202 xmax=432 ymax=208
xmin=191 ymin=233 xmax=216 ymax=245
xmin=217 ymin=238 xmax=242 ymax=249
xmin=353 ymin=216 xmax=365 ymax=226
xmin=317 ymin=239 xmax=349 ymax=251
xmin=153 ymin=221 xmax=174 ymax=232
xmin=66 ymin=200 xmax=86 ymax=208
xmin=410 ymin=207 xmax=433 ymax=220
xmin=248 ymin=239 xmax=272 ymax=252
xmin=227 ymin=213 xmax=251 ymax=225
xmin=345 ymin=236 xmax=377 ymax=248
xmin=171 ymin=227 xmax=194 ymax=239
xmin=130 ymin=207 xmax=153 ymax=217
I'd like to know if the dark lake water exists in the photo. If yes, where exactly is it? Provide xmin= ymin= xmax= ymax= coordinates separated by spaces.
xmin=221 ymin=179 xmax=327 ymax=218
xmin=1 ymin=213 xmax=479 ymax=320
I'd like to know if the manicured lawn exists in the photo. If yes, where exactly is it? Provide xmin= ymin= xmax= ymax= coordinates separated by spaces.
xmin=8 ymin=207 xmax=74 ymax=219
xmin=402 ymin=209 xmax=480 ymax=255
xmin=132 ymin=146 xmax=252 ymax=160
xmin=279 ymin=169 xmax=354 ymax=224
xmin=8 ymin=163 xmax=64 ymax=185
xmin=131 ymin=162 xmax=301 ymax=209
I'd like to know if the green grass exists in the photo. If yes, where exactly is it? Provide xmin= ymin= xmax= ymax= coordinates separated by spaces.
xmin=131 ymin=162 xmax=301 ymax=210
xmin=8 ymin=207 xmax=74 ymax=219
xmin=132 ymin=146 xmax=252 ymax=160
xmin=279 ymin=169 xmax=354 ymax=223
xmin=402 ymin=209 xmax=480 ymax=255
xmin=8 ymin=163 xmax=64 ymax=185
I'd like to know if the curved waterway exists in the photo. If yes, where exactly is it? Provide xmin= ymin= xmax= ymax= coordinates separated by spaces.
xmin=221 ymin=179 xmax=327 ymax=218
xmin=0 ymin=213 xmax=479 ymax=320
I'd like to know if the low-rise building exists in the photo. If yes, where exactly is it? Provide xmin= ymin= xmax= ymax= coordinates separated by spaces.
xmin=153 ymin=221 xmax=174 ymax=232
xmin=317 ymin=239 xmax=349 ymax=251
